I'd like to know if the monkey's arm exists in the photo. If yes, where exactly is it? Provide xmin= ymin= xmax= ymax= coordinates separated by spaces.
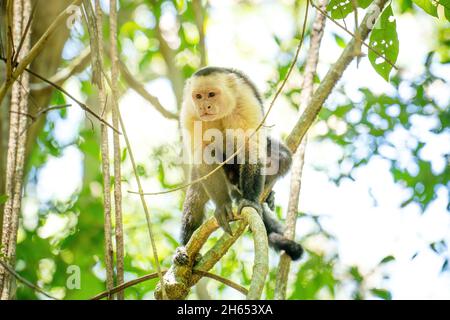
xmin=196 ymin=163 xmax=234 ymax=234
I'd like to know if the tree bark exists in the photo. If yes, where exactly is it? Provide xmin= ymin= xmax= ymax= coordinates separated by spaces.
xmin=0 ymin=0 xmax=31 ymax=300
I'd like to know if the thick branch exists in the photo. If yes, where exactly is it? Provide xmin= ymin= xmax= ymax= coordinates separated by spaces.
xmin=154 ymin=207 xmax=268 ymax=300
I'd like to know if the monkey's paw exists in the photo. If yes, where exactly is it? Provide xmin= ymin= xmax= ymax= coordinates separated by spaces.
xmin=173 ymin=247 xmax=190 ymax=266
xmin=265 ymin=191 xmax=276 ymax=211
xmin=238 ymin=199 xmax=262 ymax=217
xmin=214 ymin=202 xmax=234 ymax=236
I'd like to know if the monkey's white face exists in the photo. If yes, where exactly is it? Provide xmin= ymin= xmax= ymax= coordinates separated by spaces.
xmin=189 ymin=75 xmax=235 ymax=121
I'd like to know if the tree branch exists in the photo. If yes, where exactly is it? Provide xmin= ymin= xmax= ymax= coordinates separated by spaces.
xmin=0 ymin=259 xmax=57 ymax=300
xmin=154 ymin=206 xmax=268 ymax=300
xmin=274 ymin=0 xmax=327 ymax=300
xmin=286 ymin=0 xmax=390 ymax=153
xmin=109 ymin=0 xmax=125 ymax=300
xmin=0 ymin=0 xmax=31 ymax=299
xmin=192 ymin=0 xmax=207 ymax=67
xmin=118 ymin=61 xmax=178 ymax=120
xmin=90 ymin=0 xmax=115 ymax=300
xmin=90 ymin=269 xmax=247 ymax=300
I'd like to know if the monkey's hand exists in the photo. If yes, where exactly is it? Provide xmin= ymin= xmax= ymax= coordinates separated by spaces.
xmin=173 ymin=246 xmax=203 ymax=266
xmin=173 ymin=246 xmax=190 ymax=266
xmin=214 ymin=201 xmax=234 ymax=235
xmin=265 ymin=191 xmax=276 ymax=211
xmin=238 ymin=198 xmax=262 ymax=217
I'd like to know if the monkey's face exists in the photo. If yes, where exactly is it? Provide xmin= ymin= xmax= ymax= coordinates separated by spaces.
xmin=191 ymin=86 xmax=224 ymax=121
xmin=189 ymin=75 xmax=235 ymax=121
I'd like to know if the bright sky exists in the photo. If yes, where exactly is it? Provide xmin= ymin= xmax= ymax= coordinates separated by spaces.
xmin=27 ymin=1 xmax=450 ymax=299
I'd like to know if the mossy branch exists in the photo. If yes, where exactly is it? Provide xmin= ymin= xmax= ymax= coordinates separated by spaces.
xmin=154 ymin=207 xmax=268 ymax=300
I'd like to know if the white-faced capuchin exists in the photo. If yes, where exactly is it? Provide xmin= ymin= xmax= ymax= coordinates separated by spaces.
xmin=177 ymin=66 xmax=303 ymax=263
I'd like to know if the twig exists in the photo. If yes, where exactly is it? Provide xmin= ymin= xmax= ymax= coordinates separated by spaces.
xmin=30 ymin=47 xmax=91 ymax=92
xmin=102 ymin=72 xmax=167 ymax=299
xmin=0 ymin=0 xmax=83 ymax=105
xmin=12 ymin=104 xmax=72 ymax=135
xmin=10 ymin=104 xmax=71 ymax=122
xmin=0 ymin=259 xmax=58 ymax=300
xmin=0 ymin=56 xmax=120 ymax=134
xmin=90 ymin=269 xmax=247 ymax=300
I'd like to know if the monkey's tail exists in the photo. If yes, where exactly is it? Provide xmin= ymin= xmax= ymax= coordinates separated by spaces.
xmin=262 ymin=204 xmax=304 ymax=261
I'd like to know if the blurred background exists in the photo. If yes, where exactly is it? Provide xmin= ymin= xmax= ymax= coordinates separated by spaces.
xmin=1 ymin=0 xmax=449 ymax=299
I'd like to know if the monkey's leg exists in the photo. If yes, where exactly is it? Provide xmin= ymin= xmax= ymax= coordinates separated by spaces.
xmin=197 ymin=163 xmax=234 ymax=234
xmin=237 ymin=162 xmax=265 ymax=216
xmin=180 ymin=182 xmax=209 ymax=246
xmin=175 ymin=176 xmax=209 ymax=266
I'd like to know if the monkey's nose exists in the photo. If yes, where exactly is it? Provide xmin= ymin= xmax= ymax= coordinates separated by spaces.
xmin=207 ymin=105 xmax=212 ymax=110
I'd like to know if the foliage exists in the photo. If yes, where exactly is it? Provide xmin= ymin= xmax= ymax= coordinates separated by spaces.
xmin=3 ymin=0 xmax=448 ymax=300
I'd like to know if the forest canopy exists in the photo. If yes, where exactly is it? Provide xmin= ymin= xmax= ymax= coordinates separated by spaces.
xmin=0 ymin=0 xmax=449 ymax=300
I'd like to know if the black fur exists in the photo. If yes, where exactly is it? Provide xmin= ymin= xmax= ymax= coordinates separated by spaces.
xmin=222 ymin=138 xmax=303 ymax=261
xmin=193 ymin=66 xmax=263 ymax=106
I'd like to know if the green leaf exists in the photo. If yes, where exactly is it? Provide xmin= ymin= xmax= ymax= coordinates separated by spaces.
xmin=333 ymin=33 xmax=346 ymax=48
xmin=327 ymin=0 xmax=374 ymax=19
xmin=0 ymin=194 xmax=8 ymax=205
xmin=368 ymin=5 xmax=399 ymax=81
xmin=371 ymin=288 xmax=392 ymax=300
xmin=121 ymin=147 xmax=128 ymax=162
xmin=412 ymin=0 xmax=438 ymax=16
xmin=440 ymin=0 xmax=450 ymax=21
xmin=379 ymin=255 xmax=395 ymax=264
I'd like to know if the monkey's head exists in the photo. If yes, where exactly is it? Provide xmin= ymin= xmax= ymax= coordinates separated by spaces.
xmin=187 ymin=71 xmax=237 ymax=122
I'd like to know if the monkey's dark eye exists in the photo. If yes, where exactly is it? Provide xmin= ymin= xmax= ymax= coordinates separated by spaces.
xmin=208 ymin=92 xmax=215 ymax=98
xmin=196 ymin=94 xmax=202 ymax=99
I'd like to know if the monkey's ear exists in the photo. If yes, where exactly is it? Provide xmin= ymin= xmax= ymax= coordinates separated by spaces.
xmin=224 ymin=72 xmax=240 ymax=88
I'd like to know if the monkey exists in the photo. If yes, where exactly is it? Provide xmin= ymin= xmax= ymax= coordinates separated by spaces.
xmin=177 ymin=66 xmax=303 ymax=263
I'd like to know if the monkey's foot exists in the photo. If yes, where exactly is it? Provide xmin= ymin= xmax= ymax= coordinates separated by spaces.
xmin=173 ymin=247 xmax=190 ymax=266
xmin=265 ymin=191 xmax=276 ymax=211
xmin=173 ymin=247 xmax=203 ymax=267
xmin=214 ymin=202 xmax=234 ymax=235
xmin=238 ymin=199 xmax=262 ymax=216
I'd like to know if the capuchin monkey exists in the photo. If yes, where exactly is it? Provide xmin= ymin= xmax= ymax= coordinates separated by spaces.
xmin=177 ymin=66 xmax=303 ymax=262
